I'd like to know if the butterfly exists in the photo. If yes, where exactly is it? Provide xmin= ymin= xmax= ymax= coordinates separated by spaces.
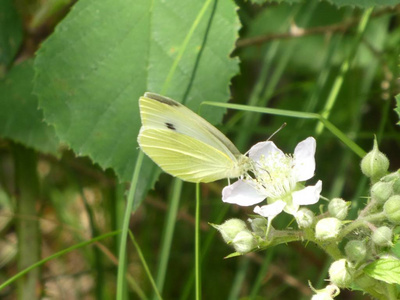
xmin=137 ymin=92 xmax=250 ymax=183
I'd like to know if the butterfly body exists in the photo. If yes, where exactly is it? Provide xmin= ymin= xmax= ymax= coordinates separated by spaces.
xmin=138 ymin=93 xmax=249 ymax=183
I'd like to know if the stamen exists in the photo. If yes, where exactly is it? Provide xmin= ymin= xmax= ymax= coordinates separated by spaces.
xmin=249 ymin=152 xmax=297 ymax=199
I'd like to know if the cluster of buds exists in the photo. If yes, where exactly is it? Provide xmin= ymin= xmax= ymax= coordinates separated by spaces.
xmin=211 ymin=219 xmax=256 ymax=254
xmin=214 ymin=136 xmax=399 ymax=298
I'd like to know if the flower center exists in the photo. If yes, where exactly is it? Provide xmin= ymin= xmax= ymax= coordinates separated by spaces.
xmin=248 ymin=152 xmax=297 ymax=199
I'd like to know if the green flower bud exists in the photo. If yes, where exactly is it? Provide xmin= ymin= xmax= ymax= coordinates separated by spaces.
xmin=249 ymin=217 xmax=268 ymax=237
xmin=232 ymin=230 xmax=256 ymax=253
xmin=328 ymin=198 xmax=349 ymax=220
xmin=345 ymin=240 xmax=367 ymax=263
xmin=371 ymin=226 xmax=393 ymax=247
xmin=384 ymin=195 xmax=400 ymax=224
xmin=315 ymin=218 xmax=342 ymax=241
xmin=393 ymin=177 xmax=400 ymax=195
xmin=213 ymin=219 xmax=247 ymax=244
xmin=329 ymin=259 xmax=354 ymax=288
xmin=295 ymin=208 xmax=315 ymax=228
xmin=371 ymin=181 xmax=394 ymax=203
xmin=381 ymin=171 xmax=400 ymax=194
xmin=360 ymin=138 xmax=389 ymax=182
xmin=381 ymin=172 xmax=398 ymax=182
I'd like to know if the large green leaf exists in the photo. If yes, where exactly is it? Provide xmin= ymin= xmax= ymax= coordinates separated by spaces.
xmin=0 ymin=0 xmax=23 ymax=72
xmin=0 ymin=60 xmax=59 ymax=154
xmin=325 ymin=0 xmax=400 ymax=7
xmin=251 ymin=0 xmax=399 ymax=7
xmin=34 ymin=0 xmax=240 ymax=188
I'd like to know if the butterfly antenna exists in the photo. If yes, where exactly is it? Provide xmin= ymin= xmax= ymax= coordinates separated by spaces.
xmin=243 ymin=123 xmax=287 ymax=157
xmin=267 ymin=122 xmax=286 ymax=141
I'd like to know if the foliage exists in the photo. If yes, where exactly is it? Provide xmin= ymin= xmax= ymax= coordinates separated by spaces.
xmin=0 ymin=60 xmax=59 ymax=154
xmin=0 ymin=0 xmax=399 ymax=299
xmin=251 ymin=0 xmax=400 ymax=8
xmin=365 ymin=258 xmax=400 ymax=285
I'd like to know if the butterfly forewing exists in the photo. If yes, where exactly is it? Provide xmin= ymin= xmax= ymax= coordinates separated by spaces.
xmin=140 ymin=93 xmax=241 ymax=161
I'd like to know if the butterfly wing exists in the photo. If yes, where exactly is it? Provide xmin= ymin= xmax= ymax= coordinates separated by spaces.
xmin=138 ymin=128 xmax=242 ymax=183
xmin=139 ymin=93 xmax=242 ymax=161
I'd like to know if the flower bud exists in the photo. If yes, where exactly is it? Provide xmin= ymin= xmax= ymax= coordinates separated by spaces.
xmin=384 ymin=195 xmax=400 ymax=224
xmin=381 ymin=171 xmax=400 ymax=181
xmin=328 ymin=259 xmax=353 ymax=288
xmin=371 ymin=181 xmax=394 ymax=203
xmin=315 ymin=218 xmax=342 ymax=241
xmin=393 ymin=177 xmax=400 ymax=195
xmin=381 ymin=171 xmax=400 ymax=194
xmin=213 ymin=219 xmax=247 ymax=244
xmin=311 ymin=294 xmax=335 ymax=300
xmin=345 ymin=240 xmax=367 ymax=263
xmin=360 ymin=139 xmax=389 ymax=182
xmin=295 ymin=208 xmax=315 ymax=228
xmin=249 ymin=217 xmax=268 ymax=237
xmin=232 ymin=230 xmax=256 ymax=253
xmin=328 ymin=198 xmax=349 ymax=220
xmin=311 ymin=284 xmax=340 ymax=300
xmin=371 ymin=226 xmax=393 ymax=247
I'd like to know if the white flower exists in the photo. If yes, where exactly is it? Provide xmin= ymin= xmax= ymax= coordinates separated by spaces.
xmin=222 ymin=137 xmax=322 ymax=216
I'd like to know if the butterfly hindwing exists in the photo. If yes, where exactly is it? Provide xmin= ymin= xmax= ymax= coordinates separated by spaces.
xmin=138 ymin=128 xmax=238 ymax=183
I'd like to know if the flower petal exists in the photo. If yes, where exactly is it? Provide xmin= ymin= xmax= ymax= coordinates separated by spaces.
xmin=293 ymin=137 xmax=316 ymax=181
xmin=222 ymin=180 xmax=266 ymax=206
xmin=248 ymin=141 xmax=284 ymax=163
xmin=254 ymin=200 xmax=286 ymax=218
xmin=292 ymin=180 xmax=322 ymax=206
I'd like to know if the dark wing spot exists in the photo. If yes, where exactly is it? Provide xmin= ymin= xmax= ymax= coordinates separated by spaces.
xmin=145 ymin=92 xmax=181 ymax=107
xmin=165 ymin=122 xmax=176 ymax=131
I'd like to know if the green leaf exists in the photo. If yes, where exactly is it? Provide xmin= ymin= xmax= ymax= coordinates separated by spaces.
xmin=395 ymin=94 xmax=400 ymax=126
xmin=224 ymin=252 xmax=243 ymax=259
xmin=34 ymin=0 xmax=240 ymax=190
xmin=249 ymin=0 xmax=302 ymax=4
xmin=0 ymin=60 xmax=59 ymax=154
xmin=325 ymin=0 xmax=400 ymax=7
xmin=364 ymin=258 xmax=400 ymax=284
xmin=250 ymin=0 xmax=399 ymax=7
xmin=0 ymin=0 xmax=23 ymax=73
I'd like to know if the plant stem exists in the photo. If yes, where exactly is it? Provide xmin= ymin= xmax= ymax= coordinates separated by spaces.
xmin=315 ymin=7 xmax=374 ymax=135
xmin=154 ymin=179 xmax=182 ymax=298
xmin=13 ymin=144 xmax=41 ymax=300
xmin=339 ymin=212 xmax=386 ymax=239
xmin=195 ymin=183 xmax=201 ymax=300
xmin=129 ymin=232 xmax=163 ymax=300
xmin=117 ymin=151 xmax=144 ymax=300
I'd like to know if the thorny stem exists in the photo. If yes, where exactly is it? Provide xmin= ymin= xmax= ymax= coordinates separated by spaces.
xmin=358 ymin=197 xmax=378 ymax=218
xmin=339 ymin=212 xmax=386 ymax=239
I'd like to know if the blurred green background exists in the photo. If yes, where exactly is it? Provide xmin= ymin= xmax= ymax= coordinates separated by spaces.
xmin=0 ymin=0 xmax=399 ymax=299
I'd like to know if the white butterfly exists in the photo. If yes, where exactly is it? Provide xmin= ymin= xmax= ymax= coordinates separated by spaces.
xmin=137 ymin=92 xmax=250 ymax=183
